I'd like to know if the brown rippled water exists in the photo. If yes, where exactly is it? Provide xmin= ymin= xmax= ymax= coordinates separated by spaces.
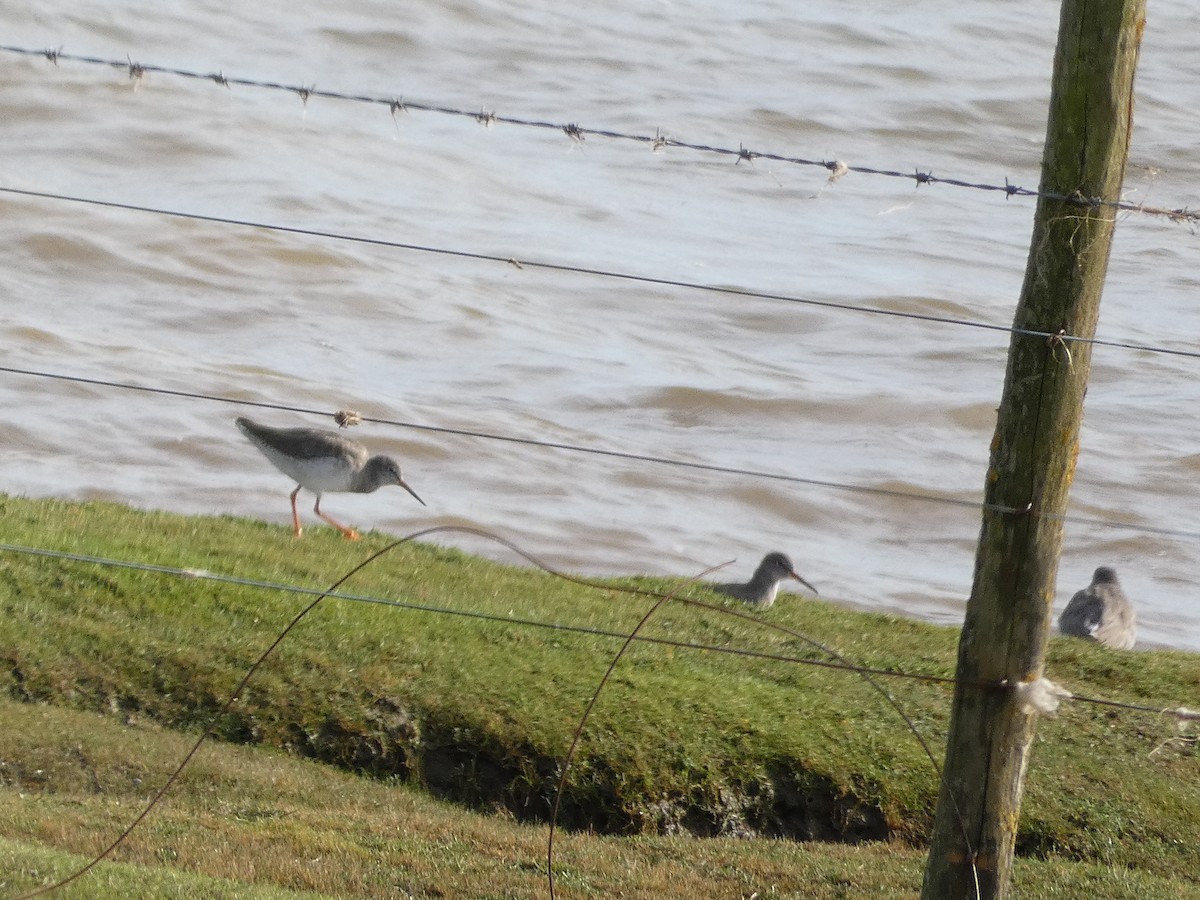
xmin=1 ymin=2 xmax=1199 ymax=651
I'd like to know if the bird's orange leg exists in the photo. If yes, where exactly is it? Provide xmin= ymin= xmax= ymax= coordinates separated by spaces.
xmin=313 ymin=497 xmax=360 ymax=540
xmin=289 ymin=485 xmax=304 ymax=538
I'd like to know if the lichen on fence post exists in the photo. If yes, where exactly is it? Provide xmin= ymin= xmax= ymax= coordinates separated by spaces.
xmin=920 ymin=2 xmax=1147 ymax=899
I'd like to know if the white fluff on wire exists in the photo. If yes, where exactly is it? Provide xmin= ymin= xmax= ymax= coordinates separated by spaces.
xmin=1014 ymin=677 xmax=1073 ymax=716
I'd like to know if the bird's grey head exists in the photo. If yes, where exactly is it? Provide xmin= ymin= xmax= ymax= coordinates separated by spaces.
xmin=758 ymin=551 xmax=818 ymax=595
xmin=365 ymin=456 xmax=426 ymax=506
xmin=371 ymin=457 xmax=402 ymax=484
xmin=1092 ymin=566 xmax=1119 ymax=584
xmin=761 ymin=552 xmax=797 ymax=577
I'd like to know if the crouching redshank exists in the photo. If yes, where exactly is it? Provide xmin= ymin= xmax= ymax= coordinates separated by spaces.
xmin=1058 ymin=566 xmax=1136 ymax=650
xmin=713 ymin=552 xmax=818 ymax=609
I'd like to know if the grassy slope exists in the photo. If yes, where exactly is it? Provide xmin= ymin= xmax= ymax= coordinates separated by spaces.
xmin=0 ymin=494 xmax=1198 ymax=893
xmin=0 ymin=699 xmax=1194 ymax=899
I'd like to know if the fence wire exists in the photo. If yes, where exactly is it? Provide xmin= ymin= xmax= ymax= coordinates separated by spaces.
xmin=3 ymin=184 xmax=1200 ymax=364
xmin=2 ymin=36 xmax=1196 ymax=900
xmin=1 ymin=538 xmax=1193 ymax=723
xmin=1 ymin=44 xmax=1197 ymax=226
xmin=8 ymin=362 xmax=1200 ymax=544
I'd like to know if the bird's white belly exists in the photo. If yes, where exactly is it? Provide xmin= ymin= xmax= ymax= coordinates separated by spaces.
xmin=264 ymin=451 xmax=352 ymax=493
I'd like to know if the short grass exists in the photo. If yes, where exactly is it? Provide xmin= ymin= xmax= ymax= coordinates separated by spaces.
xmin=0 ymin=494 xmax=1198 ymax=896
xmin=0 ymin=699 xmax=1194 ymax=899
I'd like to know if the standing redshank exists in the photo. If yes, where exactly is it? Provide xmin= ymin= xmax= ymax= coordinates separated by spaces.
xmin=236 ymin=417 xmax=425 ymax=540
xmin=1058 ymin=566 xmax=1136 ymax=650
xmin=713 ymin=552 xmax=818 ymax=609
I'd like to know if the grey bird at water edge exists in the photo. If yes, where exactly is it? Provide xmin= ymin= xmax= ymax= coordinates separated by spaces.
xmin=1058 ymin=566 xmax=1136 ymax=650
xmin=712 ymin=552 xmax=818 ymax=609
xmin=236 ymin=416 xmax=425 ymax=540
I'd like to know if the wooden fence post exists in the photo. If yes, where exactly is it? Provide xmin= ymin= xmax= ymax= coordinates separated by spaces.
xmin=920 ymin=2 xmax=1146 ymax=898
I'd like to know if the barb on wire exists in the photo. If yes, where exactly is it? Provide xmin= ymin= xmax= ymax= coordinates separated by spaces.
xmin=125 ymin=55 xmax=144 ymax=85
xmin=4 ymin=184 xmax=1200 ymax=366
xmin=1 ymin=44 xmax=1197 ymax=224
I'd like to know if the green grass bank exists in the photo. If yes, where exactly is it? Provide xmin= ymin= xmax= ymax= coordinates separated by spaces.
xmin=0 ymin=494 xmax=1197 ymax=896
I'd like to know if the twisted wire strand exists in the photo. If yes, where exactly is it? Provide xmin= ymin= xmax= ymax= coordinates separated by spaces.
xmin=1 ymin=44 xmax=1196 ymax=224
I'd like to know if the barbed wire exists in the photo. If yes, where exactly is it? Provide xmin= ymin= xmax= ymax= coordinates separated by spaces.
xmin=0 ymin=539 xmax=1192 ymax=724
xmin=3 ymin=188 xmax=1200 ymax=538
xmin=2 ymin=44 xmax=1197 ymax=226
xmin=3 ymin=184 xmax=1200 ymax=364
xmin=10 ymin=361 xmax=1200 ymax=543
xmin=4 ymin=42 xmax=1194 ymax=898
